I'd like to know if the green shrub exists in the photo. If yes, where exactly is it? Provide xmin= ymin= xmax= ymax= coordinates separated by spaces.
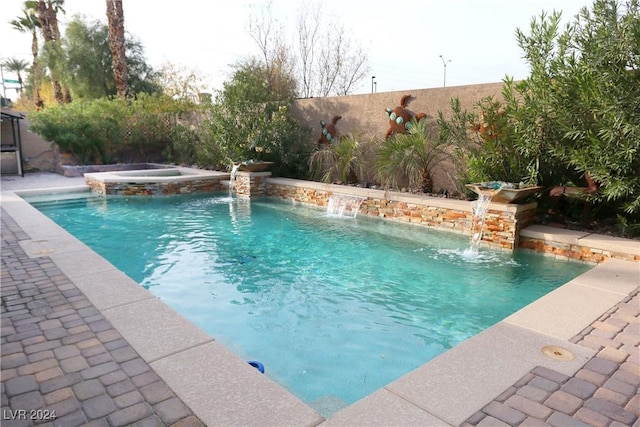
xmin=506 ymin=0 xmax=640 ymax=225
xmin=439 ymin=0 xmax=640 ymax=232
xmin=29 ymin=94 xmax=195 ymax=164
xmin=29 ymin=99 xmax=122 ymax=164
xmin=196 ymin=98 xmax=312 ymax=177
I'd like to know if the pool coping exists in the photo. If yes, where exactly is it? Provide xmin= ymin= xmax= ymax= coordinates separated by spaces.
xmin=1 ymin=184 xmax=638 ymax=426
xmin=84 ymin=166 xmax=229 ymax=184
xmin=521 ymin=224 xmax=640 ymax=258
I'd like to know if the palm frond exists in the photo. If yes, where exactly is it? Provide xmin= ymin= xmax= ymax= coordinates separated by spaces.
xmin=375 ymin=118 xmax=453 ymax=192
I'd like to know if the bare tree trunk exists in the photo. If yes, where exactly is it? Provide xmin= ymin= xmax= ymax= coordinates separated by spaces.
xmin=106 ymin=0 xmax=128 ymax=97
xmin=36 ymin=0 xmax=64 ymax=104
xmin=247 ymin=0 xmax=368 ymax=98
xmin=30 ymin=31 xmax=42 ymax=108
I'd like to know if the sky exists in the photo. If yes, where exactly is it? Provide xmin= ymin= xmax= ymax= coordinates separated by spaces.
xmin=1 ymin=0 xmax=590 ymax=97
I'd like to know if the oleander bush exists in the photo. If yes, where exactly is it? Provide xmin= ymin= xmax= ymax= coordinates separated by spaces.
xmin=29 ymin=94 xmax=195 ymax=164
xmin=195 ymin=60 xmax=312 ymax=177
xmin=440 ymin=0 xmax=640 ymax=235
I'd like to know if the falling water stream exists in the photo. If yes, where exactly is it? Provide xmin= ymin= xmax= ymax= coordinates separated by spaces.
xmin=229 ymin=163 xmax=241 ymax=194
xmin=465 ymin=191 xmax=496 ymax=256
xmin=326 ymin=194 xmax=366 ymax=218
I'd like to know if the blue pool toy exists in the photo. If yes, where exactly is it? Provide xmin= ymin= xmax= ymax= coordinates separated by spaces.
xmin=248 ymin=360 xmax=265 ymax=373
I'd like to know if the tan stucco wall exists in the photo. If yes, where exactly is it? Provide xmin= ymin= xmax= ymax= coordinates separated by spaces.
xmin=291 ymin=82 xmax=505 ymax=143
xmin=2 ymin=82 xmax=505 ymax=179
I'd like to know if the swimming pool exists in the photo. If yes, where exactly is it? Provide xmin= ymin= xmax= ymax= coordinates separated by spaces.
xmin=28 ymin=192 xmax=591 ymax=416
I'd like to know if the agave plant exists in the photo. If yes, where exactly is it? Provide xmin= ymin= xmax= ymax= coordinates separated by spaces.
xmin=375 ymin=118 xmax=453 ymax=193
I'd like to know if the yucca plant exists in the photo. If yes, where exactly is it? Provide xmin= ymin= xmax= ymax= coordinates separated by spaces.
xmin=375 ymin=118 xmax=453 ymax=193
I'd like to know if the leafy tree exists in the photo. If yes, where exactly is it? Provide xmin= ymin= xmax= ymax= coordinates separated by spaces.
xmin=124 ymin=38 xmax=161 ymax=95
xmin=62 ymin=16 xmax=160 ymax=99
xmin=63 ymin=18 xmax=113 ymax=99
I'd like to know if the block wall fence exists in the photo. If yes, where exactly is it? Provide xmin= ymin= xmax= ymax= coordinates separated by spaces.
xmin=291 ymin=82 xmax=506 ymax=192
xmin=291 ymin=82 xmax=505 ymax=143
xmin=4 ymin=82 xmax=506 ymax=177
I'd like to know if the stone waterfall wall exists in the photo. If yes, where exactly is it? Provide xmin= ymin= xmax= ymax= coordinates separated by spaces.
xmin=264 ymin=177 xmax=536 ymax=251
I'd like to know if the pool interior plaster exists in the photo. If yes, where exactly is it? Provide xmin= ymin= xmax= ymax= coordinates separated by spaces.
xmin=1 ymin=184 xmax=638 ymax=426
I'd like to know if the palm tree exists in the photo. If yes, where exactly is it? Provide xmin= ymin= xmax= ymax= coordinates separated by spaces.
xmin=106 ymin=0 xmax=128 ymax=97
xmin=375 ymin=118 xmax=453 ymax=193
xmin=34 ymin=0 xmax=67 ymax=103
xmin=10 ymin=2 xmax=42 ymax=106
xmin=308 ymin=132 xmax=375 ymax=184
xmin=2 ymin=58 xmax=30 ymax=93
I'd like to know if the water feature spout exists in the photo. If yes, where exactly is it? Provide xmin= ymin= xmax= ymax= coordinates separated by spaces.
xmin=466 ymin=189 xmax=499 ymax=254
xmin=327 ymin=194 xmax=366 ymax=218
xmin=229 ymin=163 xmax=241 ymax=194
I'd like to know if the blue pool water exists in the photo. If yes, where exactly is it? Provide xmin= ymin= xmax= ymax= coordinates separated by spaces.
xmin=29 ymin=193 xmax=591 ymax=413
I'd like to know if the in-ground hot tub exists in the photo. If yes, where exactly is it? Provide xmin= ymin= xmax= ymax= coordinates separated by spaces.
xmin=85 ymin=166 xmax=230 ymax=196
xmin=113 ymin=169 xmax=183 ymax=177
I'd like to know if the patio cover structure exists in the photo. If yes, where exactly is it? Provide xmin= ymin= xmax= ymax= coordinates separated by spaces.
xmin=1 ymin=109 xmax=25 ymax=176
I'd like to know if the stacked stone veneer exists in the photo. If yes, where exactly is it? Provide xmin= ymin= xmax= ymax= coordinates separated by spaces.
xmin=265 ymin=178 xmax=536 ymax=251
xmin=519 ymin=225 xmax=640 ymax=263
xmin=233 ymin=171 xmax=270 ymax=197
xmin=85 ymin=175 xmax=227 ymax=196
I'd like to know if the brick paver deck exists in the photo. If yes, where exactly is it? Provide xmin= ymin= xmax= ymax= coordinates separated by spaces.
xmin=464 ymin=290 xmax=640 ymax=427
xmin=1 ymin=210 xmax=205 ymax=427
